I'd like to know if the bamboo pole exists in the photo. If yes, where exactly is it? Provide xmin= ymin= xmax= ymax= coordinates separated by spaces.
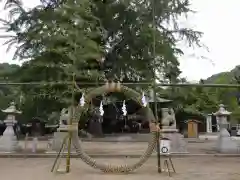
xmin=65 ymin=74 xmax=76 ymax=173
xmin=51 ymin=135 xmax=68 ymax=172
xmin=151 ymin=0 xmax=161 ymax=173
xmin=0 ymin=81 xmax=240 ymax=88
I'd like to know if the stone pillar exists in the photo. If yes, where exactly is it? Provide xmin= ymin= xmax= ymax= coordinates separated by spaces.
xmin=32 ymin=137 xmax=38 ymax=153
xmin=216 ymin=118 xmax=220 ymax=132
xmin=206 ymin=114 xmax=212 ymax=133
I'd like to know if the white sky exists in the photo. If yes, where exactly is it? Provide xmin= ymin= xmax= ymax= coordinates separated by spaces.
xmin=0 ymin=0 xmax=239 ymax=81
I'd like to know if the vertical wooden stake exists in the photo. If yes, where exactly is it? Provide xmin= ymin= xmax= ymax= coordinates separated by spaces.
xmin=66 ymin=130 xmax=72 ymax=173
xmin=66 ymin=72 xmax=75 ymax=173
xmin=156 ymin=130 xmax=161 ymax=173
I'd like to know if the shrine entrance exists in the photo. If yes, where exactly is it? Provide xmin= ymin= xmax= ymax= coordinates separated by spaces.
xmin=81 ymin=93 xmax=173 ymax=135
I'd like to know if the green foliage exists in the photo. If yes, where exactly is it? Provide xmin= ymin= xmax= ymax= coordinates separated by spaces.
xmin=2 ymin=0 xmax=203 ymax=82
xmin=161 ymin=85 xmax=219 ymax=115
xmin=205 ymin=66 xmax=240 ymax=122
xmin=93 ymin=0 xmax=202 ymax=82
xmin=231 ymin=109 xmax=240 ymax=123
xmin=1 ymin=0 xmax=104 ymax=108
xmin=0 ymin=63 xmax=19 ymax=80
xmin=161 ymin=66 xmax=240 ymax=122
xmin=0 ymin=0 xmax=203 ymax=124
xmin=0 ymin=0 xmax=105 ymax=122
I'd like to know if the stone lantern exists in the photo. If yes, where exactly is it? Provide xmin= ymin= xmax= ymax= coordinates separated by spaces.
xmin=213 ymin=104 xmax=238 ymax=153
xmin=0 ymin=102 xmax=21 ymax=152
xmin=213 ymin=104 xmax=231 ymax=131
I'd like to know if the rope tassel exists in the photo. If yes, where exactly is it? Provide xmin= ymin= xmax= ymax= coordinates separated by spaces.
xmin=80 ymin=93 xmax=85 ymax=107
xmin=122 ymin=100 xmax=127 ymax=116
xmin=141 ymin=92 xmax=147 ymax=107
xmin=99 ymin=101 xmax=104 ymax=116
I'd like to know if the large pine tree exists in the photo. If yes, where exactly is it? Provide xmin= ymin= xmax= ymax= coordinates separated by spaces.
xmin=2 ymin=0 xmax=203 ymax=83
xmin=0 ymin=0 xmax=105 ymax=121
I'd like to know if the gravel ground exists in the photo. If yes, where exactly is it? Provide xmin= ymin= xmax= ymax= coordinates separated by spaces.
xmin=1 ymin=157 xmax=240 ymax=180
xmin=18 ymin=140 xmax=216 ymax=154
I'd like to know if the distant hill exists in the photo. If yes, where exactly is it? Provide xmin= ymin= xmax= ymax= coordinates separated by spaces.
xmin=0 ymin=63 xmax=20 ymax=80
xmin=205 ymin=65 xmax=240 ymax=83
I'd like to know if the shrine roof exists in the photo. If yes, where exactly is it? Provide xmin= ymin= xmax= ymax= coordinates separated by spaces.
xmin=184 ymin=119 xmax=202 ymax=124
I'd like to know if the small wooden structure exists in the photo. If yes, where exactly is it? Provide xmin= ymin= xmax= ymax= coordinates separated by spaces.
xmin=185 ymin=119 xmax=201 ymax=138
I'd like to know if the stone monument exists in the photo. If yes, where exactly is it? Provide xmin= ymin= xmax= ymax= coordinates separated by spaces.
xmin=0 ymin=102 xmax=21 ymax=152
xmin=214 ymin=104 xmax=239 ymax=153
xmin=160 ymin=108 xmax=188 ymax=153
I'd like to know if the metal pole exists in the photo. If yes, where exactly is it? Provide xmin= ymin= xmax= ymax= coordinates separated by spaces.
xmin=151 ymin=0 xmax=161 ymax=173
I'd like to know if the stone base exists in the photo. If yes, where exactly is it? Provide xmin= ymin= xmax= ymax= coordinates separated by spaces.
xmin=161 ymin=130 xmax=188 ymax=153
xmin=50 ymin=131 xmax=75 ymax=152
xmin=0 ymin=135 xmax=20 ymax=152
xmin=160 ymin=128 xmax=178 ymax=133
xmin=215 ymin=129 xmax=239 ymax=153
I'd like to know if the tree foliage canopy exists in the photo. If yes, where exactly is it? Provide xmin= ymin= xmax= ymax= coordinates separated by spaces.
xmin=0 ymin=0 xmax=211 ymax=123
xmin=2 ymin=0 xmax=202 ymax=81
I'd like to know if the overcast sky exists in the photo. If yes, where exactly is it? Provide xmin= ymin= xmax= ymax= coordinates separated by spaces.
xmin=0 ymin=0 xmax=239 ymax=81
